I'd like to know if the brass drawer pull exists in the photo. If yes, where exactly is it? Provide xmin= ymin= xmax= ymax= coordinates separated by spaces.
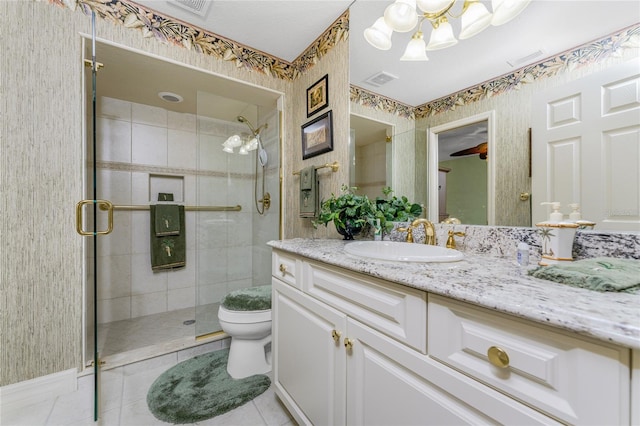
xmin=279 ymin=264 xmax=287 ymax=275
xmin=487 ymin=346 xmax=510 ymax=368
xmin=344 ymin=338 xmax=354 ymax=352
xmin=331 ymin=329 xmax=342 ymax=343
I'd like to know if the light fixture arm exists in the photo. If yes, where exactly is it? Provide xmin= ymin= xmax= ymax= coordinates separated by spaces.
xmin=445 ymin=0 xmax=476 ymax=19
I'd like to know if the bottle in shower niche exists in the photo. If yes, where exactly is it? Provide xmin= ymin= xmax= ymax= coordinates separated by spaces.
xmin=517 ymin=242 xmax=529 ymax=266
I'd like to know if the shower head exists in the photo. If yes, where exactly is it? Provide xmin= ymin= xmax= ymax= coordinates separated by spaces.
xmin=236 ymin=115 xmax=267 ymax=136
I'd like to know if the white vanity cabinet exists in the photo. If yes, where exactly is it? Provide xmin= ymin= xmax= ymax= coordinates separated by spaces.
xmin=272 ymin=251 xmax=563 ymax=425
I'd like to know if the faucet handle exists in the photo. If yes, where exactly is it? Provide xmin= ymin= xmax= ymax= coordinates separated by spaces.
xmin=446 ymin=230 xmax=466 ymax=249
xmin=397 ymin=226 xmax=414 ymax=243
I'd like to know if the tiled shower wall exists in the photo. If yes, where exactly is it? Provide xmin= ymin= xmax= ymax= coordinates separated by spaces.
xmin=94 ymin=96 xmax=276 ymax=324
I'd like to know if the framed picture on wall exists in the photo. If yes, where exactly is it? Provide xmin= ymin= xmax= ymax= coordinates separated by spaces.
xmin=306 ymin=74 xmax=328 ymax=117
xmin=302 ymin=110 xmax=333 ymax=160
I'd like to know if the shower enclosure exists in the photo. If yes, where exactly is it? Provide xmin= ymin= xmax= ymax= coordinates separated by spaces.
xmin=79 ymin=38 xmax=281 ymax=418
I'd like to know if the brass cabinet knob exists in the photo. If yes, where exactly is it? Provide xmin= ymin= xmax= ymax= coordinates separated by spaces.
xmin=278 ymin=264 xmax=287 ymax=275
xmin=344 ymin=338 xmax=354 ymax=352
xmin=487 ymin=346 xmax=510 ymax=368
xmin=331 ymin=329 xmax=342 ymax=343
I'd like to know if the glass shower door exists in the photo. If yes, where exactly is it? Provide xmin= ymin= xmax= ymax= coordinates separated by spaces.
xmin=193 ymin=90 xmax=281 ymax=338
xmin=76 ymin=12 xmax=111 ymax=421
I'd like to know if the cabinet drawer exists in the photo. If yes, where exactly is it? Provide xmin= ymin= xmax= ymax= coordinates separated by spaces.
xmin=428 ymin=294 xmax=630 ymax=425
xmin=304 ymin=261 xmax=426 ymax=353
xmin=272 ymin=250 xmax=299 ymax=288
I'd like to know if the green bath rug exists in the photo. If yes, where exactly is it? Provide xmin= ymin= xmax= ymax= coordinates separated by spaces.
xmin=147 ymin=348 xmax=270 ymax=424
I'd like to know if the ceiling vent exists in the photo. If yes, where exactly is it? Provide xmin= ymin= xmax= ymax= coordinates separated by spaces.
xmin=167 ymin=0 xmax=211 ymax=17
xmin=507 ymin=49 xmax=544 ymax=68
xmin=364 ymin=71 xmax=399 ymax=87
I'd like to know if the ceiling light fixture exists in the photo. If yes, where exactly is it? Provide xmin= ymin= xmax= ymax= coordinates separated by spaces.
xmin=365 ymin=0 xmax=531 ymax=62
xmin=222 ymin=116 xmax=269 ymax=164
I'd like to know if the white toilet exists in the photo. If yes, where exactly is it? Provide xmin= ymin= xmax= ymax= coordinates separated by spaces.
xmin=218 ymin=284 xmax=272 ymax=379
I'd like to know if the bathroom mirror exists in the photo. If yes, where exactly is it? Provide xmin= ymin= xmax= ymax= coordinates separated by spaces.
xmin=347 ymin=5 xmax=638 ymax=230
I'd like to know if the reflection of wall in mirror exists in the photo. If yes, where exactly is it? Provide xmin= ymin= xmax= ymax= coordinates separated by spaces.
xmin=439 ymin=156 xmax=488 ymax=225
xmin=355 ymin=139 xmax=386 ymax=199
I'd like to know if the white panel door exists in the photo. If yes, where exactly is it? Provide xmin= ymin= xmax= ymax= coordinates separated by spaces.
xmin=532 ymin=58 xmax=640 ymax=231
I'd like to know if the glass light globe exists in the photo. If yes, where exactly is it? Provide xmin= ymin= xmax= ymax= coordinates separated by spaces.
xmin=364 ymin=17 xmax=393 ymax=50
xmin=426 ymin=18 xmax=458 ymax=50
xmin=384 ymin=0 xmax=418 ymax=33
xmin=416 ymin=0 xmax=453 ymax=14
xmin=459 ymin=1 xmax=493 ymax=39
xmin=491 ymin=0 xmax=531 ymax=26
xmin=224 ymin=134 xmax=242 ymax=148
xmin=400 ymin=32 xmax=429 ymax=61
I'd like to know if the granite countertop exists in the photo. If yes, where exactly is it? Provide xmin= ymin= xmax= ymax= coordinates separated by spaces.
xmin=268 ymin=238 xmax=640 ymax=350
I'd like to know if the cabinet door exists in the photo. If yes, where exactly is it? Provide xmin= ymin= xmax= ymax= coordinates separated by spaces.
xmin=346 ymin=318 xmax=557 ymax=426
xmin=272 ymin=278 xmax=347 ymax=426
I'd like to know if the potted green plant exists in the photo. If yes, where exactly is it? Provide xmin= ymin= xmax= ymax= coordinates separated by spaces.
xmin=313 ymin=185 xmax=378 ymax=240
xmin=375 ymin=187 xmax=423 ymax=232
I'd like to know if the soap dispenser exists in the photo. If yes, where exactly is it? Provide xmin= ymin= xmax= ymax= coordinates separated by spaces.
xmin=568 ymin=203 xmax=597 ymax=229
xmin=535 ymin=202 xmax=579 ymax=266
xmin=568 ymin=203 xmax=581 ymax=221
xmin=540 ymin=202 xmax=563 ymax=222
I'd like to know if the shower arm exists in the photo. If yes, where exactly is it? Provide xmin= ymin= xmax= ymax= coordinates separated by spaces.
xmin=237 ymin=116 xmax=268 ymax=138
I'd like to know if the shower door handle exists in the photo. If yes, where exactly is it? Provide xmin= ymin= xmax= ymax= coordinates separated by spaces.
xmin=76 ymin=200 xmax=114 ymax=236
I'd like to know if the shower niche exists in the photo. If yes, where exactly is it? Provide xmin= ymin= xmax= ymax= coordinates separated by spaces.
xmin=149 ymin=174 xmax=184 ymax=202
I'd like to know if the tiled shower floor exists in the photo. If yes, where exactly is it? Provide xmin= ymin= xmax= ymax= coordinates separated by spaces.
xmin=98 ymin=303 xmax=222 ymax=368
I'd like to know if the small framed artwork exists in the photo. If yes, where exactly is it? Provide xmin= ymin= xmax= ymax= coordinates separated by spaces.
xmin=302 ymin=110 xmax=333 ymax=160
xmin=306 ymin=74 xmax=329 ymax=117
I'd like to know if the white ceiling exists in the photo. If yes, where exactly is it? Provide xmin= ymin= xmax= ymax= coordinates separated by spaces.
xmin=130 ymin=0 xmax=639 ymax=107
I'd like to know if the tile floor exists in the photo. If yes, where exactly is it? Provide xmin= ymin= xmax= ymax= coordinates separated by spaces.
xmin=2 ymin=341 xmax=295 ymax=426
xmin=3 ymin=305 xmax=294 ymax=426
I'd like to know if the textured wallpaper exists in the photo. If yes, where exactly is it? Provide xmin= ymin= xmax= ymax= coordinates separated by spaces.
xmin=1 ymin=0 xmax=350 ymax=385
xmin=286 ymin=41 xmax=351 ymax=240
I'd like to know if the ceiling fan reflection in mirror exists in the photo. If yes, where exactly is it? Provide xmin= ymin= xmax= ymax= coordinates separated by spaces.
xmin=450 ymin=141 xmax=488 ymax=160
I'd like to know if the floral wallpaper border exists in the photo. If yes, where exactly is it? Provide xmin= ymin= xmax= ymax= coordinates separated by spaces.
xmin=415 ymin=24 xmax=639 ymax=118
xmin=350 ymin=85 xmax=415 ymax=119
xmin=48 ymin=0 xmax=636 ymax=119
xmin=49 ymin=0 xmax=348 ymax=81
xmin=353 ymin=24 xmax=639 ymax=119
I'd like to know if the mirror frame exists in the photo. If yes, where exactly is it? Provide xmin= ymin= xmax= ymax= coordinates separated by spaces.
xmin=427 ymin=110 xmax=496 ymax=225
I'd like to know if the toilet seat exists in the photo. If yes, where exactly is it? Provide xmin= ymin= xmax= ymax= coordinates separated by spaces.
xmin=218 ymin=306 xmax=271 ymax=323
xmin=221 ymin=284 xmax=272 ymax=312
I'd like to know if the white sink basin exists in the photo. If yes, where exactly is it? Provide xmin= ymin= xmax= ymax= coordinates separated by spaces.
xmin=344 ymin=241 xmax=464 ymax=263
